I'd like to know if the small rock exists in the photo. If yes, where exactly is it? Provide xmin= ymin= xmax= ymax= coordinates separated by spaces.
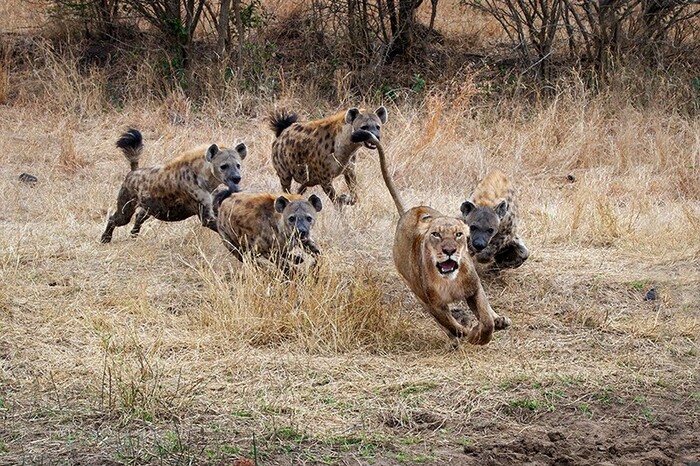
xmin=547 ymin=431 xmax=564 ymax=442
xmin=19 ymin=173 xmax=38 ymax=184
xmin=644 ymin=288 xmax=658 ymax=301
xmin=232 ymin=459 xmax=255 ymax=466
xmin=566 ymin=174 xmax=576 ymax=183
xmin=463 ymin=444 xmax=477 ymax=455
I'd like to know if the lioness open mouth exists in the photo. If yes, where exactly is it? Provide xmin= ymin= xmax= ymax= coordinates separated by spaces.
xmin=436 ymin=259 xmax=458 ymax=275
xmin=364 ymin=141 xmax=377 ymax=150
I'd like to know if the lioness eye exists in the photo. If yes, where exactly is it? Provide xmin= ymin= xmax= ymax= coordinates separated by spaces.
xmin=487 ymin=228 xmax=494 ymax=235
xmin=288 ymin=216 xmax=296 ymax=223
xmin=236 ymin=163 xmax=241 ymax=169
xmin=455 ymin=232 xmax=463 ymax=238
xmin=220 ymin=164 xmax=229 ymax=170
xmin=361 ymin=125 xmax=369 ymax=130
xmin=431 ymin=232 xmax=441 ymax=239
xmin=306 ymin=216 xmax=313 ymax=222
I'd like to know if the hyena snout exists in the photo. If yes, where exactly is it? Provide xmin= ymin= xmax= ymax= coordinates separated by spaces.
xmin=291 ymin=220 xmax=313 ymax=241
xmin=471 ymin=236 xmax=489 ymax=252
xmin=227 ymin=173 xmax=242 ymax=186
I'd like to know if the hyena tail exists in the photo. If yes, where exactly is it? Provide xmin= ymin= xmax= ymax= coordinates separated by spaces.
xmin=116 ymin=128 xmax=143 ymax=171
xmin=268 ymin=110 xmax=299 ymax=138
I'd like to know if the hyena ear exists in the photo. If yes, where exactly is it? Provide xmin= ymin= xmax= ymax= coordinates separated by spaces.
xmin=308 ymin=194 xmax=323 ymax=212
xmin=495 ymin=200 xmax=509 ymax=219
xmin=274 ymin=196 xmax=290 ymax=213
xmin=460 ymin=200 xmax=476 ymax=217
xmin=205 ymin=144 xmax=219 ymax=162
xmin=234 ymin=142 xmax=247 ymax=160
xmin=375 ymin=106 xmax=388 ymax=124
xmin=345 ymin=107 xmax=360 ymax=124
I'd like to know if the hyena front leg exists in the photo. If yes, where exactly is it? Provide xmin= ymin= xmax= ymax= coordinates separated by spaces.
xmin=189 ymin=188 xmax=217 ymax=232
xmin=130 ymin=208 xmax=151 ymax=237
xmin=341 ymin=167 xmax=359 ymax=205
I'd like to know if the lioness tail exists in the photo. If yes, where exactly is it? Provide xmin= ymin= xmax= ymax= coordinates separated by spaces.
xmin=351 ymin=130 xmax=405 ymax=216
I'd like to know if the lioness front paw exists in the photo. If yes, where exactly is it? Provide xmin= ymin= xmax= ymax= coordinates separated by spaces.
xmin=494 ymin=315 xmax=512 ymax=331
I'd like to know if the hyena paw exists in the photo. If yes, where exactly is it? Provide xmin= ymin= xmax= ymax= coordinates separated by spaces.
xmin=336 ymin=193 xmax=355 ymax=206
xmin=494 ymin=315 xmax=512 ymax=331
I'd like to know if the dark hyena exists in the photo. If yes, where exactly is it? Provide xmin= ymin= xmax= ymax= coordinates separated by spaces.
xmin=101 ymin=128 xmax=247 ymax=243
xmin=460 ymin=170 xmax=529 ymax=269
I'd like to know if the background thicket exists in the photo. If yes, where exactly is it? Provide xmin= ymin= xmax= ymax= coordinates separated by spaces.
xmin=5 ymin=0 xmax=700 ymax=108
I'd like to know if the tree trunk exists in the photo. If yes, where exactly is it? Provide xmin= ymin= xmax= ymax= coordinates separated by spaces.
xmin=216 ymin=0 xmax=232 ymax=58
xmin=233 ymin=0 xmax=243 ymax=66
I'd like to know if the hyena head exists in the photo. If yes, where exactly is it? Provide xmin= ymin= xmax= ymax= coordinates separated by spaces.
xmin=274 ymin=194 xmax=323 ymax=244
xmin=206 ymin=142 xmax=247 ymax=189
xmin=460 ymin=199 xmax=508 ymax=252
xmin=347 ymin=106 xmax=388 ymax=150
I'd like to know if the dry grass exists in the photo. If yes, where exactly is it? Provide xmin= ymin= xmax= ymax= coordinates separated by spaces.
xmin=1 ymin=3 xmax=699 ymax=465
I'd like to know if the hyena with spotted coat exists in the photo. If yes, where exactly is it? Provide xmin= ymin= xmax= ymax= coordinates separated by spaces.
xmin=215 ymin=189 xmax=323 ymax=271
xmin=460 ymin=170 xmax=529 ymax=269
xmin=268 ymin=106 xmax=387 ymax=206
xmin=101 ymin=129 xmax=247 ymax=243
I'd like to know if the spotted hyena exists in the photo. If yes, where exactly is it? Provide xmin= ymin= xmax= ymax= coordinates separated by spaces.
xmin=101 ymin=128 xmax=247 ymax=243
xmin=268 ymin=106 xmax=387 ymax=206
xmin=215 ymin=188 xmax=323 ymax=271
xmin=460 ymin=170 xmax=529 ymax=269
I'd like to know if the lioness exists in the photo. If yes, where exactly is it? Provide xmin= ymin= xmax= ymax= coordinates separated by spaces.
xmin=351 ymin=131 xmax=511 ymax=347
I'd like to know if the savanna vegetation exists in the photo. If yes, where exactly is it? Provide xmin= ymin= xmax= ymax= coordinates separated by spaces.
xmin=1 ymin=0 xmax=699 ymax=464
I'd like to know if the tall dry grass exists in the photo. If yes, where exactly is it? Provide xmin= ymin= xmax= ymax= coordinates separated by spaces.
xmin=0 ymin=2 xmax=698 ymax=464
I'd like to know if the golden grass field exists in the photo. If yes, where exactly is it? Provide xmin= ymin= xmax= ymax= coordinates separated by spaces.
xmin=1 ymin=1 xmax=699 ymax=465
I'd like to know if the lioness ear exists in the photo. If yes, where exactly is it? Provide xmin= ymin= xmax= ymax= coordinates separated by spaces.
xmin=345 ymin=107 xmax=360 ymax=124
xmin=274 ymin=196 xmax=290 ymax=213
xmin=308 ymin=194 xmax=323 ymax=212
xmin=375 ymin=106 xmax=388 ymax=124
xmin=234 ymin=142 xmax=247 ymax=160
xmin=205 ymin=144 xmax=219 ymax=162
xmin=460 ymin=200 xmax=476 ymax=217
xmin=495 ymin=200 xmax=508 ymax=219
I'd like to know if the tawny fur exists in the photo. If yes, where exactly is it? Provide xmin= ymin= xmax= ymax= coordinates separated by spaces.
xmin=460 ymin=170 xmax=529 ymax=269
xmin=353 ymin=130 xmax=511 ymax=347
xmin=216 ymin=191 xmax=322 ymax=271
xmin=268 ymin=106 xmax=387 ymax=206
xmin=101 ymin=129 xmax=247 ymax=243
